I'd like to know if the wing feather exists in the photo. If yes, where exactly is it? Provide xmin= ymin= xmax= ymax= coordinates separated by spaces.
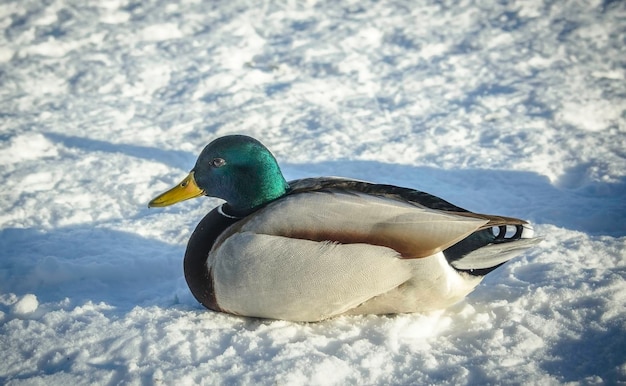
xmin=228 ymin=191 xmax=489 ymax=259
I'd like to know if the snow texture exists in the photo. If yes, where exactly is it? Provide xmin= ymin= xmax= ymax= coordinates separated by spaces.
xmin=1 ymin=0 xmax=625 ymax=384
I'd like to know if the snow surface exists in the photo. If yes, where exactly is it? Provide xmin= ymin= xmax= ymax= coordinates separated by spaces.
xmin=1 ymin=0 xmax=625 ymax=384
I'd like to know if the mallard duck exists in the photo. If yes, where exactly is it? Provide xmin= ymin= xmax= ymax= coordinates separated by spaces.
xmin=149 ymin=135 xmax=539 ymax=321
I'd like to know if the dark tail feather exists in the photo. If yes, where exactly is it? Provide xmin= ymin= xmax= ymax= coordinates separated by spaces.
xmin=444 ymin=223 xmax=540 ymax=276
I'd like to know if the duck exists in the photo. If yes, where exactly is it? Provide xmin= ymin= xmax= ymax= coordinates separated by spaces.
xmin=149 ymin=135 xmax=540 ymax=322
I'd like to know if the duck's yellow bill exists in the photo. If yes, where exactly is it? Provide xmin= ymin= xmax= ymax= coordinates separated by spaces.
xmin=148 ymin=172 xmax=204 ymax=207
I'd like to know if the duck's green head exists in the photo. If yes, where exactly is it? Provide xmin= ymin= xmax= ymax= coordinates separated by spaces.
xmin=149 ymin=135 xmax=289 ymax=216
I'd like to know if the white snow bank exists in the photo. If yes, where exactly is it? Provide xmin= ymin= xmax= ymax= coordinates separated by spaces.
xmin=0 ymin=0 xmax=624 ymax=384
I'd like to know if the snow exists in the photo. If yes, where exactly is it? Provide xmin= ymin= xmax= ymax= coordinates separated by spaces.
xmin=1 ymin=0 xmax=625 ymax=384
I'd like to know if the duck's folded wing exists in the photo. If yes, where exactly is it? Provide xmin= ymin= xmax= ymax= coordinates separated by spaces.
xmin=211 ymin=232 xmax=411 ymax=321
xmin=233 ymin=191 xmax=490 ymax=259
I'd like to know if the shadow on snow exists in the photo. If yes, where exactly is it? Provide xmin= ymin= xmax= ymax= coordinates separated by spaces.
xmin=282 ymin=160 xmax=626 ymax=237
xmin=0 ymin=225 xmax=190 ymax=313
xmin=44 ymin=132 xmax=195 ymax=170
xmin=1 ymin=159 xmax=622 ymax=317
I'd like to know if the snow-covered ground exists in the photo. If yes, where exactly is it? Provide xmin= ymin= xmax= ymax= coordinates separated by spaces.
xmin=1 ymin=0 xmax=625 ymax=384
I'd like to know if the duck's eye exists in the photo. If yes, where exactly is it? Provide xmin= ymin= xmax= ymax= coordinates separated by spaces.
xmin=211 ymin=158 xmax=226 ymax=168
